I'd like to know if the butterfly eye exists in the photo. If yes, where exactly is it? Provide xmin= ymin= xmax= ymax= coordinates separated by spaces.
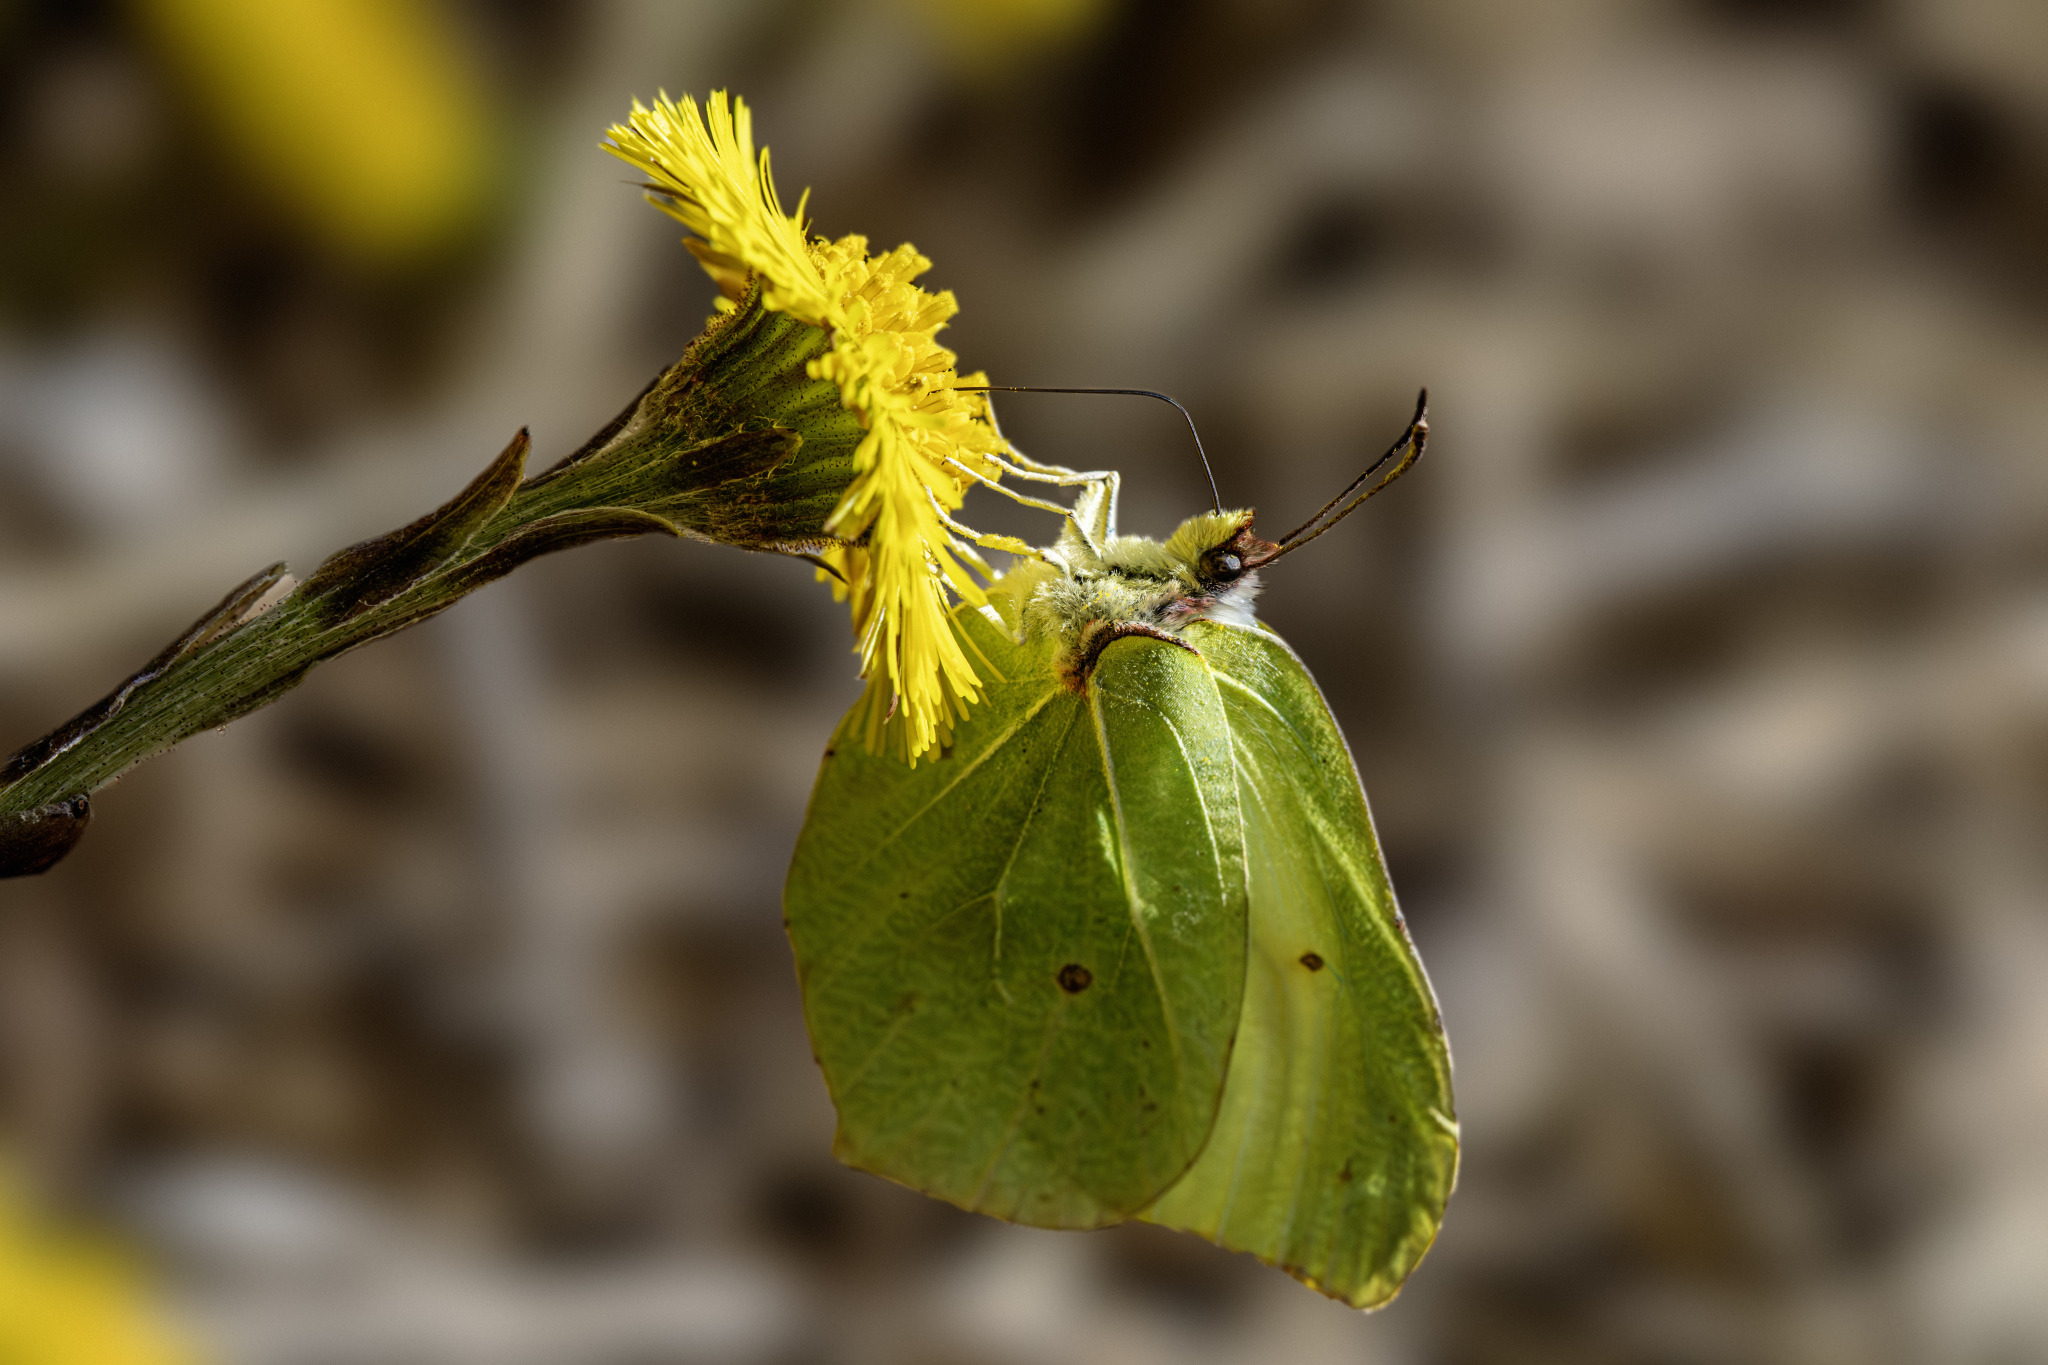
xmin=1206 ymin=551 xmax=1243 ymax=583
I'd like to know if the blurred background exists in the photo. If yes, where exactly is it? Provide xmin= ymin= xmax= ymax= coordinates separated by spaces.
xmin=2 ymin=0 xmax=2046 ymax=1360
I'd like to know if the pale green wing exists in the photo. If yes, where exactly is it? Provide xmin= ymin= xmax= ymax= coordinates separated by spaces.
xmin=785 ymin=612 xmax=1249 ymax=1228
xmin=1141 ymin=620 xmax=1458 ymax=1308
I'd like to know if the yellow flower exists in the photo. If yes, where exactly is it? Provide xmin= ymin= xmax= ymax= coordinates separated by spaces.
xmin=139 ymin=0 xmax=497 ymax=265
xmin=0 ymin=1170 xmax=195 ymax=1365
xmin=605 ymin=91 xmax=1018 ymax=761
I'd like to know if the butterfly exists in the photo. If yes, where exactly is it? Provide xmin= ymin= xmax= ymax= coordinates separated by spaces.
xmin=783 ymin=395 xmax=1456 ymax=1308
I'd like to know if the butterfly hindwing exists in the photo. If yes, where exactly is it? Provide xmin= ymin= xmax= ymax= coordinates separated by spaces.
xmin=785 ymin=610 xmax=1248 ymax=1228
xmin=1140 ymin=620 xmax=1459 ymax=1308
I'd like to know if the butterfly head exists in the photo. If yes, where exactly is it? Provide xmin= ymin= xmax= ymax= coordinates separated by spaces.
xmin=1161 ymin=509 xmax=1281 ymax=595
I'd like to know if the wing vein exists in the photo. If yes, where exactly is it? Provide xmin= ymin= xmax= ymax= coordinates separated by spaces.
xmin=841 ymin=683 xmax=1064 ymax=878
xmin=1208 ymin=735 xmax=1272 ymax=1243
xmin=990 ymin=704 xmax=1086 ymax=975
xmin=833 ymin=890 xmax=998 ymax=1096
xmin=972 ymin=1010 xmax=1066 ymax=1211
xmin=804 ymin=699 xmax=1076 ymax=990
xmin=1089 ymin=684 xmax=1184 ymax=1083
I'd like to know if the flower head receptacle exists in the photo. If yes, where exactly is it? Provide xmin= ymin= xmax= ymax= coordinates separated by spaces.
xmin=604 ymin=91 xmax=1021 ymax=762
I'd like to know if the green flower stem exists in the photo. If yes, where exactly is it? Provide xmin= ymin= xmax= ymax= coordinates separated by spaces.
xmin=0 ymin=285 xmax=863 ymax=876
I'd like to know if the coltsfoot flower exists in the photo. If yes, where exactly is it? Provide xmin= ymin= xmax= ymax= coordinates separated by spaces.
xmin=606 ymin=92 xmax=1021 ymax=761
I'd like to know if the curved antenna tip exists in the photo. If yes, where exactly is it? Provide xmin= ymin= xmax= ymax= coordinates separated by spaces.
xmin=1261 ymin=390 xmax=1432 ymax=560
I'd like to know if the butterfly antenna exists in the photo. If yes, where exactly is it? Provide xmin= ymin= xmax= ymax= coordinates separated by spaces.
xmin=954 ymin=386 xmax=1222 ymax=512
xmin=1257 ymin=389 xmax=1429 ymax=566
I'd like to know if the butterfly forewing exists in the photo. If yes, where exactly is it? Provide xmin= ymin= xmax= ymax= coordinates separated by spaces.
xmin=1140 ymin=620 xmax=1458 ymax=1308
xmin=785 ymin=611 xmax=1249 ymax=1228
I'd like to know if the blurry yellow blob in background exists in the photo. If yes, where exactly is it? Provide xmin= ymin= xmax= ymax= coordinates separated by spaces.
xmin=137 ymin=0 xmax=498 ymax=266
xmin=0 ymin=1169 xmax=195 ymax=1365
xmin=908 ymin=0 xmax=1106 ymax=72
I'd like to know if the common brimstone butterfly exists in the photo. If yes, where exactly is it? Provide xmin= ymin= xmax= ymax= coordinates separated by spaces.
xmin=784 ymin=395 xmax=1456 ymax=1308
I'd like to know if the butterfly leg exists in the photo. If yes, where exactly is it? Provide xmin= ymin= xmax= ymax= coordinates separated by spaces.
xmin=967 ymin=390 xmax=1123 ymax=549
xmin=922 ymin=484 xmax=1041 ymax=560
xmin=995 ymin=452 xmax=1121 ymax=551
xmin=943 ymin=455 xmax=1122 ymax=557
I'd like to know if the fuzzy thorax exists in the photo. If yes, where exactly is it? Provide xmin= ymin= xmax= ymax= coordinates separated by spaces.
xmin=993 ymin=509 xmax=1270 ymax=673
